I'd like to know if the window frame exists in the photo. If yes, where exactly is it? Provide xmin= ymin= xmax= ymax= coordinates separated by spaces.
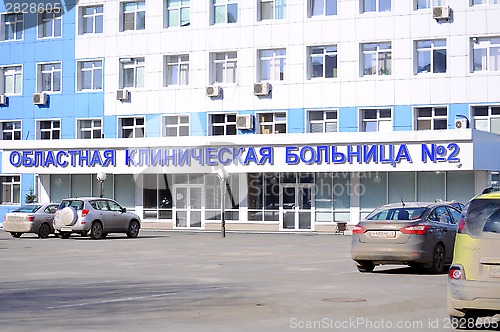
xmin=415 ymin=39 xmax=447 ymax=74
xmin=361 ymin=42 xmax=392 ymax=76
xmin=36 ymin=119 xmax=61 ymax=140
xmin=1 ymin=13 xmax=24 ymax=41
xmin=360 ymin=108 xmax=392 ymax=132
xmin=36 ymin=62 xmax=62 ymax=93
xmin=37 ymin=10 xmax=62 ymax=39
xmin=0 ymin=175 xmax=21 ymax=205
xmin=258 ymin=48 xmax=286 ymax=82
xmin=471 ymin=0 xmax=500 ymax=6
xmin=76 ymin=59 xmax=103 ymax=91
xmin=212 ymin=0 xmax=238 ymax=24
xmin=414 ymin=107 xmax=448 ymax=130
xmin=472 ymin=105 xmax=500 ymax=134
xmin=308 ymin=0 xmax=337 ymax=17
xmin=119 ymin=116 xmax=145 ymax=138
xmin=211 ymin=51 xmax=238 ymax=84
xmin=1 ymin=65 xmax=23 ymax=95
xmin=77 ymin=118 xmax=103 ymax=139
xmin=0 ymin=120 xmax=22 ymax=141
xmin=472 ymin=37 xmax=500 ymax=72
xmin=120 ymin=57 xmax=145 ymax=88
xmin=415 ymin=0 xmax=432 ymax=9
xmin=79 ymin=4 xmax=104 ymax=35
xmin=164 ymin=0 xmax=190 ymax=28
xmin=308 ymin=45 xmax=338 ymax=79
xmin=307 ymin=110 xmax=338 ymax=133
xmin=362 ymin=0 xmax=392 ymax=13
xmin=121 ymin=1 xmax=146 ymax=31
xmin=209 ymin=113 xmax=237 ymax=136
xmin=164 ymin=54 xmax=189 ymax=86
xmin=162 ymin=115 xmax=190 ymax=137
xmin=259 ymin=0 xmax=286 ymax=21
xmin=257 ymin=112 xmax=287 ymax=134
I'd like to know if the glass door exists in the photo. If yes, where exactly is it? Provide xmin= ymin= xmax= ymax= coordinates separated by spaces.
xmin=174 ymin=185 xmax=203 ymax=228
xmin=281 ymin=184 xmax=313 ymax=230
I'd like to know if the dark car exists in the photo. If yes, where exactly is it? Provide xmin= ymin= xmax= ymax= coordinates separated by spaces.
xmin=351 ymin=202 xmax=462 ymax=273
xmin=3 ymin=203 xmax=59 ymax=238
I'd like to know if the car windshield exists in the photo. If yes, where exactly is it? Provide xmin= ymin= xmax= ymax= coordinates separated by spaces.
xmin=12 ymin=205 xmax=42 ymax=213
xmin=464 ymin=199 xmax=500 ymax=237
xmin=58 ymin=200 xmax=84 ymax=210
xmin=366 ymin=207 xmax=426 ymax=221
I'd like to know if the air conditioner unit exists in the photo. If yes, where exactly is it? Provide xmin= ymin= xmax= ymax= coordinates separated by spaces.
xmin=455 ymin=118 xmax=468 ymax=130
xmin=236 ymin=114 xmax=254 ymax=130
xmin=254 ymin=82 xmax=271 ymax=96
xmin=433 ymin=6 xmax=450 ymax=20
xmin=116 ymin=89 xmax=129 ymax=101
xmin=33 ymin=92 xmax=48 ymax=105
xmin=0 ymin=95 xmax=7 ymax=105
xmin=206 ymin=85 xmax=221 ymax=97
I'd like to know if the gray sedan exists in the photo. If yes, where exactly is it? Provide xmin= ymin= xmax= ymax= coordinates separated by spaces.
xmin=3 ymin=203 xmax=59 ymax=238
xmin=351 ymin=202 xmax=462 ymax=273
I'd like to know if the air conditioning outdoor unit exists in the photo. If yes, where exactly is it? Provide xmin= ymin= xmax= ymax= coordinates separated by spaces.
xmin=33 ymin=92 xmax=48 ymax=105
xmin=254 ymin=82 xmax=271 ymax=96
xmin=0 ymin=95 xmax=7 ymax=105
xmin=433 ymin=6 xmax=450 ymax=20
xmin=206 ymin=85 xmax=221 ymax=97
xmin=116 ymin=89 xmax=129 ymax=101
xmin=236 ymin=114 xmax=254 ymax=130
xmin=455 ymin=118 xmax=468 ymax=129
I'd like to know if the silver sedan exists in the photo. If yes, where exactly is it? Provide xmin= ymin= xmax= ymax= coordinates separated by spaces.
xmin=3 ymin=203 xmax=59 ymax=238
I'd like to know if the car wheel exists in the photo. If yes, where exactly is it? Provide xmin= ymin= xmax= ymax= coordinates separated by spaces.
xmin=126 ymin=220 xmax=140 ymax=238
xmin=10 ymin=232 xmax=22 ymax=238
xmin=59 ymin=232 xmax=71 ymax=239
xmin=355 ymin=261 xmax=375 ymax=273
xmin=427 ymin=243 xmax=445 ymax=274
xmin=90 ymin=222 xmax=103 ymax=240
xmin=59 ymin=207 xmax=78 ymax=226
xmin=38 ymin=223 xmax=51 ymax=239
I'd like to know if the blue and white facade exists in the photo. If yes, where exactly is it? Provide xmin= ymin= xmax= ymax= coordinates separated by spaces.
xmin=1 ymin=0 xmax=500 ymax=232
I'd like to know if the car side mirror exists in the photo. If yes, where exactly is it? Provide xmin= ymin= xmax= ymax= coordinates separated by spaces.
xmin=122 ymin=207 xmax=127 ymax=213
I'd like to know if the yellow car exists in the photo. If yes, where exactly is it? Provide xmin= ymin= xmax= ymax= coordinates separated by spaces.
xmin=447 ymin=191 xmax=500 ymax=327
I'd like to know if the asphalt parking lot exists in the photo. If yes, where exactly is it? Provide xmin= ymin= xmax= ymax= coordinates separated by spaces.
xmin=0 ymin=230 xmax=497 ymax=332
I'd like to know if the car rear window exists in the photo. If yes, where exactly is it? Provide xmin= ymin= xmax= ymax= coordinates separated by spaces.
xmin=464 ymin=199 xmax=500 ymax=237
xmin=366 ymin=207 xmax=426 ymax=221
xmin=13 ymin=205 xmax=42 ymax=213
xmin=58 ymin=200 xmax=84 ymax=210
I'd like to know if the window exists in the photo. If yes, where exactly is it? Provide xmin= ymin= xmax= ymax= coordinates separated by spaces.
xmin=77 ymin=60 xmax=103 ymax=91
xmin=257 ymin=112 xmax=286 ymax=134
xmin=213 ymin=0 xmax=238 ymax=24
xmin=122 ymin=1 xmax=145 ymax=31
xmin=415 ymin=107 xmax=448 ymax=130
xmin=259 ymin=49 xmax=286 ymax=81
xmin=37 ymin=62 xmax=62 ymax=92
xmin=211 ymin=52 xmax=237 ymax=84
xmin=1 ymin=65 xmax=22 ymax=94
xmin=362 ymin=0 xmax=391 ymax=12
xmin=309 ymin=0 xmax=337 ymax=16
xmin=473 ymin=105 xmax=500 ymax=134
xmin=120 ymin=58 xmax=145 ymax=88
xmin=361 ymin=109 xmax=392 ymax=132
xmin=77 ymin=119 xmax=102 ymax=139
xmin=210 ymin=114 xmax=237 ymax=136
xmin=472 ymin=37 xmax=500 ymax=72
xmin=165 ymin=0 xmax=190 ymax=27
xmin=472 ymin=0 xmax=500 ymax=5
xmin=162 ymin=115 xmax=189 ymax=137
xmin=416 ymin=0 xmax=431 ymax=9
xmin=37 ymin=11 xmax=62 ymax=38
xmin=2 ymin=13 xmax=23 ymax=41
xmin=1 ymin=175 xmax=20 ymax=204
xmin=259 ymin=0 xmax=286 ymax=20
xmin=416 ymin=39 xmax=447 ymax=74
xmin=362 ymin=42 xmax=391 ymax=76
xmin=120 ymin=117 xmax=144 ymax=138
xmin=308 ymin=110 xmax=338 ymax=133
xmin=165 ymin=55 xmax=189 ymax=86
xmin=79 ymin=5 xmax=104 ymax=34
xmin=309 ymin=45 xmax=337 ymax=78
xmin=1 ymin=121 xmax=21 ymax=140
xmin=37 ymin=120 xmax=60 ymax=140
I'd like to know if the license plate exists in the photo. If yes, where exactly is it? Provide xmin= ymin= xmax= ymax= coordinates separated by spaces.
xmin=370 ymin=231 xmax=396 ymax=238
xmin=490 ymin=266 xmax=500 ymax=278
xmin=60 ymin=227 xmax=72 ymax=232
